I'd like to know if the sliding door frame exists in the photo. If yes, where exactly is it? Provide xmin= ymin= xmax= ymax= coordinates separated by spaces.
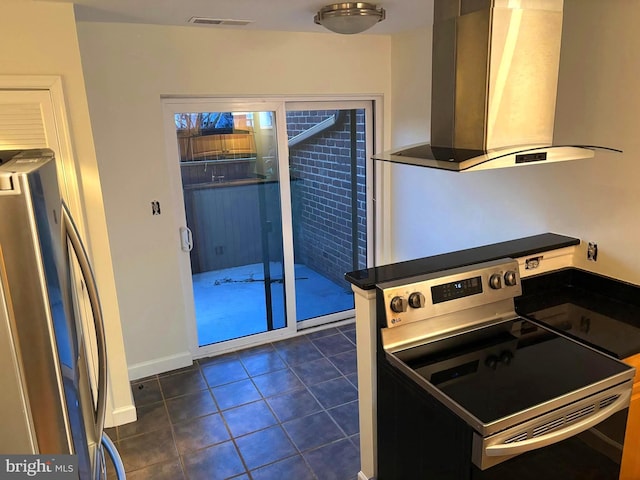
xmin=286 ymin=100 xmax=375 ymax=330
xmin=162 ymin=95 xmax=382 ymax=359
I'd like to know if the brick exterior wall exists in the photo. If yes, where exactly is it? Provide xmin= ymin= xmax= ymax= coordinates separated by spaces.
xmin=287 ymin=109 xmax=367 ymax=289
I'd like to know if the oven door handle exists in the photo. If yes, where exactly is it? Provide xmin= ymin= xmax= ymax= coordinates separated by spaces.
xmin=485 ymin=389 xmax=631 ymax=458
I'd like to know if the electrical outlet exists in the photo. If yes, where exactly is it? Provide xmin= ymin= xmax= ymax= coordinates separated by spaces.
xmin=525 ymin=256 xmax=542 ymax=270
xmin=587 ymin=242 xmax=598 ymax=262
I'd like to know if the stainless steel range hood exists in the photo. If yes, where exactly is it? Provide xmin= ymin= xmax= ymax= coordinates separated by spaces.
xmin=376 ymin=0 xmax=621 ymax=172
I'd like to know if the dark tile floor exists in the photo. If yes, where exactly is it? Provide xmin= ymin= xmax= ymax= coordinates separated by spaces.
xmin=106 ymin=324 xmax=360 ymax=480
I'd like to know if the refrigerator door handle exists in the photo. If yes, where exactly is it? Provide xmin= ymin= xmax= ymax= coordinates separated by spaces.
xmin=61 ymin=202 xmax=108 ymax=439
xmin=102 ymin=432 xmax=126 ymax=479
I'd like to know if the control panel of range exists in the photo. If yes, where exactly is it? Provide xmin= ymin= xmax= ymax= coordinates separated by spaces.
xmin=378 ymin=258 xmax=522 ymax=328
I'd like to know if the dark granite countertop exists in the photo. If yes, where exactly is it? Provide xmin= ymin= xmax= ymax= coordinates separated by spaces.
xmin=345 ymin=233 xmax=580 ymax=290
xmin=517 ymin=268 xmax=640 ymax=359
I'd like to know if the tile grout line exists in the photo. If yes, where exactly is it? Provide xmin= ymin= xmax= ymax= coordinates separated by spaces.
xmin=121 ymin=326 xmax=358 ymax=479
xmin=266 ymin=335 xmax=358 ymax=477
xmin=189 ymin=361 xmax=254 ymax=479
xmin=230 ymin=336 xmax=353 ymax=478
xmin=157 ymin=371 xmax=190 ymax=480
xmin=304 ymin=331 xmax=361 ymax=468
xmin=248 ymin=340 xmax=320 ymax=479
xmin=239 ymin=343 xmax=318 ymax=479
xmin=216 ymin=353 xmax=259 ymax=479
xmin=117 ymin=375 xmax=189 ymax=479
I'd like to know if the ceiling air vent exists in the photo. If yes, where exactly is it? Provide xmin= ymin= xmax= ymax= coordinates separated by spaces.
xmin=188 ymin=17 xmax=253 ymax=26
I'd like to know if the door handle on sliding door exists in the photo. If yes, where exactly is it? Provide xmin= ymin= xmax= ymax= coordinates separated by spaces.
xmin=180 ymin=227 xmax=193 ymax=252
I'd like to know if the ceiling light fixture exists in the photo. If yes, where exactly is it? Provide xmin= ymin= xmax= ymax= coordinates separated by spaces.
xmin=314 ymin=2 xmax=386 ymax=35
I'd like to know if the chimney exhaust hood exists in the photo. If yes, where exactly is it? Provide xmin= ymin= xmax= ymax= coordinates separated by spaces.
xmin=375 ymin=0 xmax=621 ymax=172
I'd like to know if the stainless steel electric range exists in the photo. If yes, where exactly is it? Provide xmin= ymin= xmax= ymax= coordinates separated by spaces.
xmin=376 ymin=258 xmax=635 ymax=479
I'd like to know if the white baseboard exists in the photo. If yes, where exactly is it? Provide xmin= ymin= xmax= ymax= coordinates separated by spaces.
xmin=127 ymin=351 xmax=193 ymax=381
xmin=105 ymin=404 xmax=137 ymax=428
xmin=358 ymin=472 xmax=372 ymax=480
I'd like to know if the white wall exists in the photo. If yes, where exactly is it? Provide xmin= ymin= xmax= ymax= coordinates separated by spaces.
xmin=1 ymin=1 xmax=133 ymax=425
xmin=389 ymin=0 xmax=640 ymax=285
xmin=390 ymin=27 xmax=431 ymax=147
xmin=76 ymin=22 xmax=392 ymax=377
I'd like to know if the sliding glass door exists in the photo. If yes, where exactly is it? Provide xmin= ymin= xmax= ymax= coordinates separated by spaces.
xmin=286 ymin=104 xmax=370 ymax=329
xmin=163 ymin=98 xmax=374 ymax=355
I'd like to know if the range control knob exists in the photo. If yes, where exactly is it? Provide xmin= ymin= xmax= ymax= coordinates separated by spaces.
xmin=500 ymin=350 xmax=514 ymax=365
xmin=489 ymin=273 xmax=502 ymax=290
xmin=390 ymin=296 xmax=408 ymax=313
xmin=485 ymin=355 xmax=499 ymax=370
xmin=408 ymin=292 xmax=426 ymax=309
xmin=504 ymin=270 xmax=518 ymax=287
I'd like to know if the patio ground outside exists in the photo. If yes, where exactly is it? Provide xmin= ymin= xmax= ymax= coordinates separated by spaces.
xmin=193 ymin=263 xmax=355 ymax=346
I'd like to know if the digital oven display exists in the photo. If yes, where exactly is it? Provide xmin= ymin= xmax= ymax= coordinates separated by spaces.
xmin=431 ymin=276 xmax=483 ymax=304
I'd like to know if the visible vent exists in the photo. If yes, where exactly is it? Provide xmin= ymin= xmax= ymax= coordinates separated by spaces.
xmin=502 ymin=394 xmax=621 ymax=444
xmin=600 ymin=395 xmax=619 ymax=409
xmin=532 ymin=417 xmax=564 ymax=438
xmin=0 ymin=104 xmax=46 ymax=149
xmin=504 ymin=432 xmax=528 ymax=444
xmin=565 ymin=404 xmax=596 ymax=424
xmin=188 ymin=16 xmax=253 ymax=26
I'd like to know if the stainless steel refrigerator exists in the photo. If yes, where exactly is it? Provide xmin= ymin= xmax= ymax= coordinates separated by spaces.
xmin=0 ymin=149 xmax=125 ymax=479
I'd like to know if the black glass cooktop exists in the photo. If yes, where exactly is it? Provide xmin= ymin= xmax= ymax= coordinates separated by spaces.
xmin=396 ymin=318 xmax=632 ymax=427
xmin=525 ymin=303 xmax=640 ymax=360
xmin=516 ymin=269 xmax=640 ymax=359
